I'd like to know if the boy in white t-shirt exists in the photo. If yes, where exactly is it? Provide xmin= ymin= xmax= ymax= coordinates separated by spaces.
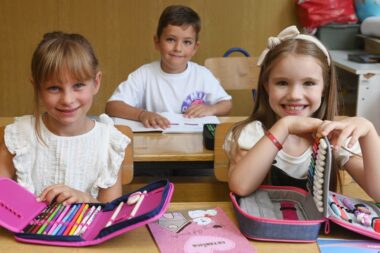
xmin=106 ymin=5 xmax=232 ymax=129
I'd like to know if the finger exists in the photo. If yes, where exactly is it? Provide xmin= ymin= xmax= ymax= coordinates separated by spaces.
xmin=55 ymin=191 xmax=74 ymax=205
xmin=335 ymin=125 xmax=355 ymax=150
xmin=37 ymin=184 xmax=62 ymax=202
xmin=347 ymin=129 xmax=360 ymax=148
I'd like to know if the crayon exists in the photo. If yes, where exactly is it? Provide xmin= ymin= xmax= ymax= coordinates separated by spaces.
xmin=54 ymin=204 xmax=79 ymax=236
xmin=44 ymin=204 xmax=65 ymax=234
xmin=31 ymin=204 xmax=58 ymax=234
xmin=37 ymin=204 xmax=62 ymax=234
xmin=63 ymin=203 xmax=85 ymax=236
xmin=80 ymin=206 xmax=102 ymax=235
xmin=24 ymin=205 xmax=51 ymax=233
xmin=74 ymin=205 xmax=96 ymax=236
xmin=47 ymin=205 xmax=70 ymax=235
xmin=69 ymin=204 xmax=89 ymax=235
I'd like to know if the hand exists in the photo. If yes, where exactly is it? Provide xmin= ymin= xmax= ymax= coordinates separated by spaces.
xmin=184 ymin=104 xmax=215 ymax=118
xmin=37 ymin=184 xmax=93 ymax=205
xmin=139 ymin=111 xmax=170 ymax=129
xmin=317 ymin=117 xmax=375 ymax=150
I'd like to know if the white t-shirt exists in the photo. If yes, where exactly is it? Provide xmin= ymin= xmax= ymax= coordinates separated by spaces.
xmin=108 ymin=61 xmax=232 ymax=113
xmin=4 ymin=114 xmax=130 ymax=198
xmin=223 ymin=121 xmax=361 ymax=180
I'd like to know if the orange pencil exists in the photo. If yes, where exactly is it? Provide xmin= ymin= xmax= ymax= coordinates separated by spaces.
xmin=63 ymin=203 xmax=86 ymax=236
xmin=69 ymin=204 xmax=89 ymax=235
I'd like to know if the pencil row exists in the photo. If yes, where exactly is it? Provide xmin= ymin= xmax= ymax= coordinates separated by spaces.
xmin=24 ymin=203 xmax=102 ymax=236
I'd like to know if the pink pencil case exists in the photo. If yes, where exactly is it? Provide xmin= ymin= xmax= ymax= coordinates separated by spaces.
xmin=230 ymin=137 xmax=380 ymax=242
xmin=0 ymin=177 xmax=174 ymax=246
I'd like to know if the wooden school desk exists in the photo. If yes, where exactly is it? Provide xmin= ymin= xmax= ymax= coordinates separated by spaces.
xmin=133 ymin=116 xmax=245 ymax=163
xmin=0 ymin=181 xmax=373 ymax=253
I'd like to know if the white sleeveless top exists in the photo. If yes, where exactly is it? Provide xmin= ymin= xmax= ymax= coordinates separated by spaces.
xmin=4 ymin=114 xmax=130 ymax=198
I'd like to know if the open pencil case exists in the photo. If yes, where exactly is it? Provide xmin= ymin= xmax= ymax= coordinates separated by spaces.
xmin=0 ymin=178 xmax=174 ymax=246
xmin=230 ymin=137 xmax=380 ymax=242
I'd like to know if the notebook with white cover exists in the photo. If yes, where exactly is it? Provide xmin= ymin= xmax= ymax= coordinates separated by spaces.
xmin=112 ymin=112 xmax=220 ymax=133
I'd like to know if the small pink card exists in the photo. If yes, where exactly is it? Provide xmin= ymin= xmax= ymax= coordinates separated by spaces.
xmin=148 ymin=207 xmax=257 ymax=253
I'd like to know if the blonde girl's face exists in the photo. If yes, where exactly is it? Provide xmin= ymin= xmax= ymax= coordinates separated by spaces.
xmin=266 ymin=54 xmax=324 ymax=118
xmin=154 ymin=24 xmax=199 ymax=74
xmin=39 ymin=71 xmax=101 ymax=135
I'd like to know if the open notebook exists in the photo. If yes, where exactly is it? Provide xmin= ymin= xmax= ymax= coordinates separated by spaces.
xmin=112 ymin=112 xmax=220 ymax=133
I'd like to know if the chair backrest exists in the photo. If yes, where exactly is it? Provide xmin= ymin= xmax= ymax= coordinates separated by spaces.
xmin=204 ymin=57 xmax=259 ymax=90
xmin=214 ymin=122 xmax=235 ymax=182
xmin=115 ymin=125 xmax=134 ymax=185
xmin=204 ymin=57 xmax=260 ymax=116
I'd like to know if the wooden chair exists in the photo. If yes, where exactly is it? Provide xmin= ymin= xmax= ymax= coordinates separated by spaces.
xmin=214 ymin=122 xmax=235 ymax=182
xmin=115 ymin=125 xmax=134 ymax=185
xmin=204 ymin=56 xmax=260 ymax=116
xmin=0 ymin=125 xmax=134 ymax=185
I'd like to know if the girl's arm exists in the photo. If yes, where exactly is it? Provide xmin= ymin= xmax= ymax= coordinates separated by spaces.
xmin=319 ymin=117 xmax=380 ymax=201
xmin=97 ymin=169 xmax=123 ymax=203
xmin=228 ymin=116 xmax=323 ymax=196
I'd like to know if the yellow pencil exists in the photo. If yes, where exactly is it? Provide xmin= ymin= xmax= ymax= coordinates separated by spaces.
xmin=69 ymin=204 xmax=89 ymax=235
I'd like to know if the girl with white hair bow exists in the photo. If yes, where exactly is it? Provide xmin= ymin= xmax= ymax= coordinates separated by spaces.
xmin=225 ymin=26 xmax=380 ymax=201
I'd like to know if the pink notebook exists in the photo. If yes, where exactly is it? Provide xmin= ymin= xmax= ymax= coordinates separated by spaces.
xmin=148 ymin=207 xmax=257 ymax=253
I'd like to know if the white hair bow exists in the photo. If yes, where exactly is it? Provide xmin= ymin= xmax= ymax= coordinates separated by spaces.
xmin=257 ymin=25 xmax=330 ymax=66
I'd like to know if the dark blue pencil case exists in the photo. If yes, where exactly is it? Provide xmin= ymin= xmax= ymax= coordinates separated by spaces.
xmin=0 ymin=177 xmax=174 ymax=246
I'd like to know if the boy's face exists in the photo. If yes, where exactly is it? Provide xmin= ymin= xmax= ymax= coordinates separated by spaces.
xmin=154 ymin=24 xmax=199 ymax=74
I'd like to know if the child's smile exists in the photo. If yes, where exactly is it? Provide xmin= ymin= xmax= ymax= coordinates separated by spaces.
xmin=267 ymin=54 xmax=324 ymax=118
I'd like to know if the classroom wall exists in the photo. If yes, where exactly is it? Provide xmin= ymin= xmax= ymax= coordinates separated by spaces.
xmin=0 ymin=0 xmax=298 ymax=117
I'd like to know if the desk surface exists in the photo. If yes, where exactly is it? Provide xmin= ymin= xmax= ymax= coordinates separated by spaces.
xmin=0 ymin=181 xmax=372 ymax=253
xmin=330 ymin=50 xmax=380 ymax=75
xmin=0 ymin=116 xmax=246 ymax=162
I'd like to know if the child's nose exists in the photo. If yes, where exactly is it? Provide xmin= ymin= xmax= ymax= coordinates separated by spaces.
xmin=60 ymin=91 xmax=75 ymax=104
xmin=174 ymin=42 xmax=182 ymax=52
xmin=288 ymin=85 xmax=303 ymax=99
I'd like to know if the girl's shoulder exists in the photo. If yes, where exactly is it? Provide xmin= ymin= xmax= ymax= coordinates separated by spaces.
xmin=237 ymin=120 xmax=265 ymax=149
xmin=4 ymin=115 xmax=36 ymax=153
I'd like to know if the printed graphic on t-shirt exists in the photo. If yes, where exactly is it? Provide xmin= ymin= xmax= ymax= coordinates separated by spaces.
xmin=181 ymin=91 xmax=207 ymax=113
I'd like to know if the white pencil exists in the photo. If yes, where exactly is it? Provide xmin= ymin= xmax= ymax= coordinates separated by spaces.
xmin=106 ymin=201 xmax=124 ymax=227
xmin=129 ymin=190 xmax=147 ymax=219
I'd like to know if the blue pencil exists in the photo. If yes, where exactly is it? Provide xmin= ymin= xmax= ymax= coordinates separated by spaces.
xmin=54 ymin=204 xmax=79 ymax=236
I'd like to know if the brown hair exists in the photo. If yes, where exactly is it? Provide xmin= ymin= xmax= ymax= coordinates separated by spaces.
xmin=230 ymin=38 xmax=342 ymax=191
xmin=156 ymin=5 xmax=201 ymax=41
xmin=31 ymin=31 xmax=99 ymax=140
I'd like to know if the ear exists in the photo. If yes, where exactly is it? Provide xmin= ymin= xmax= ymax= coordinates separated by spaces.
xmin=190 ymin=41 xmax=200 ymax=58
xmin=153 ymin=35 xmax=160 ymax=50
xmin=93 ymin=71 xmax=102 ymax=95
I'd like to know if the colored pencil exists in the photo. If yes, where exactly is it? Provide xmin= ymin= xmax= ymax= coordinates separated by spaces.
xmin=69 ymin=204 xmax=89 ymax=235
xmin=63 ymin=203 xmax=85 ymax=236
xmin=55 ymin=204 xmax=79 ymax=236
xmin=47 ymin=205 xmax=70 ymax=235
xmin=73 ymin=205 xmax=96 ymax=236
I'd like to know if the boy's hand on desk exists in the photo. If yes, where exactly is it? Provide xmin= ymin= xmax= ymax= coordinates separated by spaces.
xmin=37 ymin=184 xmax=95 ymax=205
xmin=139 ymin=111 xmax=170 ymax=129
xmin=184 ymin=104 xmax=214 ymax=118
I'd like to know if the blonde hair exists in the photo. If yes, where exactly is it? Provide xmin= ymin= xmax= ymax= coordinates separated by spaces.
xmin=230 ymin=38 xmax=342 ymax=191
xmin=31 ymin=31 xmax=99 ymax=140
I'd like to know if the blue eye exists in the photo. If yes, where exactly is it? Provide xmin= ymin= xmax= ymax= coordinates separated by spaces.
xmin=47 ymin=86 xmax=60 ymax=92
